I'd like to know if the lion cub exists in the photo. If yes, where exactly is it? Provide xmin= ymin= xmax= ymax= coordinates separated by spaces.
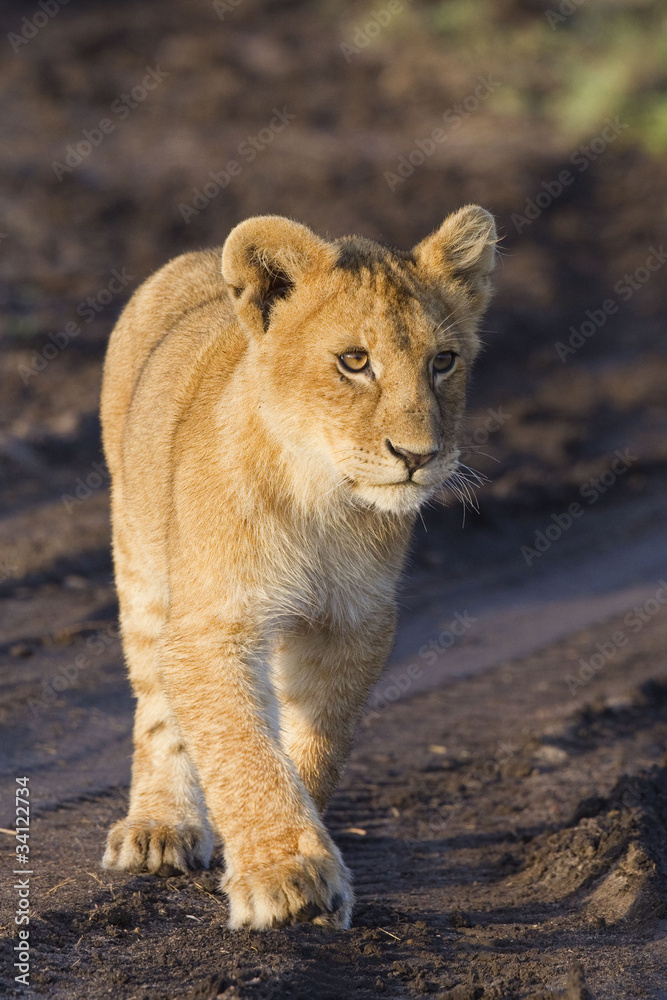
xmin=100 ymin=207 xmax=496 ymax=929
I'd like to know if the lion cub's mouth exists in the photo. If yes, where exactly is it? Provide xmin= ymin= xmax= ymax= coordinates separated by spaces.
xmin=332 ymin=450 xmax=463 ymax=514
xmin=346 ymin=476 xmax=438 ymax=514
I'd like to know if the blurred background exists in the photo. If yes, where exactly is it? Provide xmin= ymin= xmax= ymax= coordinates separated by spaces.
xmin=1 ymin=0 xmax=666 ymax=575
xmin=0 ymin=0 xmax=666 ymax=736
xmin=1 ymin=6 xmax=666 ymax=994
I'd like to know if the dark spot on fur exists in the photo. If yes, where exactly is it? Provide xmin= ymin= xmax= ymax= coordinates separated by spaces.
xmin=389 ymin=281 xmax=414 ymax=305
xmin=334 ymin=238 xmax=384 ymax=272
xmin=391 ymin=311 xmax=412 ymax=350
xmin=334 ymin=237 xmax=418 ymax=348
xmin=378 ymin=242 xmax=416 ymax=265
xmin=258 ymin=268 xmax=294 ymax=330
xmin=246 ymin=244 xmax=295 ymax=330
xmin=334 ymin=237 xmax=414 ymax=273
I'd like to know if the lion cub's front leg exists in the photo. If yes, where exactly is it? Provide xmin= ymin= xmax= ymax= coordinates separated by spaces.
xmin=161 ymin=617 xmax=353 ymax=930
xmin=272 ymin=619 xmax=396 ymax=812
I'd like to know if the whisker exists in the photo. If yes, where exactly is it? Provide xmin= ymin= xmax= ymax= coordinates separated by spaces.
xmin=433 ymin=316 xmax=458 ymax=339
xmin=456 ymin=462 xmax=488 ymax=485
xmin=459 ymin=445 xmax=500 ymax=464
xmin=454 ymin=478 xmax=480 ymax=513
xmin=320 ymin=478 xmax=346 ymax=501
xmin=452 ymin=471 xmax=483 ymax=498
xmin=448 ymin=479 xmax=472 ymax=525
xmin=440 ymin=458 xmax=485 ymax=520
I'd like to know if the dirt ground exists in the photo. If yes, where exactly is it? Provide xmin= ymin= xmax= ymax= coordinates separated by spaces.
xmin=1 ymin=1 xmax=666 ymax=998
xmin=1 ymin=609 xmax=666 ymax=999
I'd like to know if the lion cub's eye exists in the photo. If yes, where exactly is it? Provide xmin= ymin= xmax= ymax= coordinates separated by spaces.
xmin=433 ymin=351 xmax=456 ymax=374
xmin=339 ymin=350 xmax=369 ymax=373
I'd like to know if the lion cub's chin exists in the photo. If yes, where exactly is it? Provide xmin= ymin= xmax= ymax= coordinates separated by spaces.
xmin=352 ymin=480 xmax=435 ymax=514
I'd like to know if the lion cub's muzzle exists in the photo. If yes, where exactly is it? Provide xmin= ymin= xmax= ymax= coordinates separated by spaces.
xmin=385 ymin=439 xmax=439 ymax=477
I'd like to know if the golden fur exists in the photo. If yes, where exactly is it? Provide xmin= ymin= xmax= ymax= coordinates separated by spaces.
xmin=100 ymin=207 xmax=496 ymax=929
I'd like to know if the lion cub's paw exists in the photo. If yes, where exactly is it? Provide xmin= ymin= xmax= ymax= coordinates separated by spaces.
xmin=102 ymin=818 xmax=213 ymax=876
xmin=222 ymin=843 xmax=354 ymax=930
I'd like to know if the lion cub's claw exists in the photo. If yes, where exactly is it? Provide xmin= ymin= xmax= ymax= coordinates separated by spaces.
xmin=102 ymin=817 xmax=213 ymax=876
xmin=222 ymin=851 xmax=354 ymax=930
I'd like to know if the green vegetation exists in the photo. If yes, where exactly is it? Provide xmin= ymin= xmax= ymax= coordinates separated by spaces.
xmin=425 ymin=0 xmax=667 ymax=151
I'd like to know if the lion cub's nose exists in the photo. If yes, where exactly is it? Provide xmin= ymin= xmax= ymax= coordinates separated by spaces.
xmin=386 ymin=440 xmax=438 ymax=474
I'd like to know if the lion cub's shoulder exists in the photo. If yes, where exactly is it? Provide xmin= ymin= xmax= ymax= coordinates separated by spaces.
xmin=101 ymin=247 xmax=241 ymax=471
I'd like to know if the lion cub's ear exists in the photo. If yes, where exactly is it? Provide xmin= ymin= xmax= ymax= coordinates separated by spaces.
xmin=415 ymin=205 xmax=497 ymax=313
xmin=221 ymin=215 xmax=336 ymax=335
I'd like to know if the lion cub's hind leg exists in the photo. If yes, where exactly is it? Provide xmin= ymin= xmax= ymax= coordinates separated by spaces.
xmin=103 ymin=548 xmax=213 ymax=876
xmin=103 ymin=684 xmax=214 ymax=875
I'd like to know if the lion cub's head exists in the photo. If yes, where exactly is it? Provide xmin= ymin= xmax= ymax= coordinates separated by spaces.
xmin=221 ymin=208 xmax=496 ymax=515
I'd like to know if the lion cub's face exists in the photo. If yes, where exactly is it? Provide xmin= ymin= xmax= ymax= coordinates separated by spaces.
xmin=222 ymin=209 xmax=496 ymax=514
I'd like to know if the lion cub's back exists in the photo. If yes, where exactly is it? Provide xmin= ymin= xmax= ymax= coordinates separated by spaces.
xmin=101 ymin=248 xmax=242 ymax=480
